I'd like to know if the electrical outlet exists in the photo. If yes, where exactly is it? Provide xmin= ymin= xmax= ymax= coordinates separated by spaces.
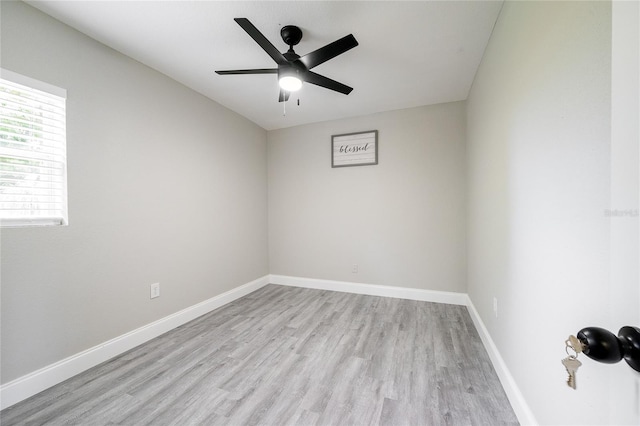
xmin=150 ymin=283 xmax=160 ymax=299
xmin=352 ymin=264 xmax=358 ymax=274
xmin=493 ymin=297 xmax=498 ymax=318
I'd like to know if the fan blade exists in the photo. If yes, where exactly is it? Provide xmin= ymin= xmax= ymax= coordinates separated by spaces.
xmin=278 ymin=89 xmax=291 ymax=103
xmin=299 ymin=34 xmax=358 ymax=70
xmin=304 ymin=71 xmax=353 ymax=95
xmin=234 ymin=18 xmax=288 ymax=66
xmin=215 ymin=68 xmax=278 ymax=75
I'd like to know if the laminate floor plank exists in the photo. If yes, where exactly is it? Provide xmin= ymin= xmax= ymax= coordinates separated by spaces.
xmin=1 ymin=284 xmax=518 ymax=425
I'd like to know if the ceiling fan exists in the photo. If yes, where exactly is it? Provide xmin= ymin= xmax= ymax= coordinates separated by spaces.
xmin=215 ymin=18 xmax=359 ymax=102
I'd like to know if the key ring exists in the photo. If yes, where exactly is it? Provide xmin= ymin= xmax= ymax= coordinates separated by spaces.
xmin=565 ymin=339 xmax=579 ymax=358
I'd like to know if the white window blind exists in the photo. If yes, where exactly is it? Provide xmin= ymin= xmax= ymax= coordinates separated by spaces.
xmin=0 ymin=69 xmax=68 ymax=227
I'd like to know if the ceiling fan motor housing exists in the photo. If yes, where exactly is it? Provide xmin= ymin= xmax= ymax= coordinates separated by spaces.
xmin=280 ymin=47 xmax=308 ymax=80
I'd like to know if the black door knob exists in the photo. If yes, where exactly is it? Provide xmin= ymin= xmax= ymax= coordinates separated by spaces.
xmin=618 ymin=326 xmax=640 ymax=371
xmin=577 ymin=327 xmax=622 ymax=363
xmin=577 ymin=326 xmax=640 ymax=371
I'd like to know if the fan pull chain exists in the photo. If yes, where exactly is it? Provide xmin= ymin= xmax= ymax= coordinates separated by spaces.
xmin=282 ymin=95 xmax=300 ymax=116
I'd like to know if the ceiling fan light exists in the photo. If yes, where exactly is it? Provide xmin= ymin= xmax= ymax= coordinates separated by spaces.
xmin=279 ymin=75 xmax=302 ymax=92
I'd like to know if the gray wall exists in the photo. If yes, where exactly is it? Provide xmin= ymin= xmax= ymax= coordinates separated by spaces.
xmin=466 ymin=1 xmax=635 ymax=424
xmin=1 ymin=1 xmax=268 ymax=384
xmin=268 ymin=102 xmax=466 ymax=292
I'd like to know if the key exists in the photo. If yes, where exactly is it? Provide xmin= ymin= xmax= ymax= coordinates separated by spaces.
xmin=566 ymin=335 xmax=586 ymax=355
xmin=562 ymin=356 xmax=582 ymax=389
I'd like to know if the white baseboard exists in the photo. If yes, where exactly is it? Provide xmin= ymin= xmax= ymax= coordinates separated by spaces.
xmin=465 ymin=297 xmax=538 ymax=426
xmin=269 ymin=274 xmax=468 ymax=305
xmin=0 ymin=275 xmax=270 ymax=410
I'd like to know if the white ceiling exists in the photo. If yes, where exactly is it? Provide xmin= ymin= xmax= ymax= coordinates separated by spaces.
xmin=26 ymin=1 xmax=503 ymax=131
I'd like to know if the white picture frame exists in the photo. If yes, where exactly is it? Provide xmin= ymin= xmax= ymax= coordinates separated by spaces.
xmin=331 ymin=130 xmax=378 ymax=168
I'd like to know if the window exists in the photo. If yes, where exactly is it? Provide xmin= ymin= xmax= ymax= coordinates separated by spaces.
xmin=0 ymin=69 xmax=68 ymax=227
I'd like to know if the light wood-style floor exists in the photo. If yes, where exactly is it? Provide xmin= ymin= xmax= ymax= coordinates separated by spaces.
xmin=1 ymin=284 xmax=518 ymax=425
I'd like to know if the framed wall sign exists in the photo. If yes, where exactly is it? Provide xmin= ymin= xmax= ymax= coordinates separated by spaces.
xmin=331 ymin=130 xmax=378 ymax=168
